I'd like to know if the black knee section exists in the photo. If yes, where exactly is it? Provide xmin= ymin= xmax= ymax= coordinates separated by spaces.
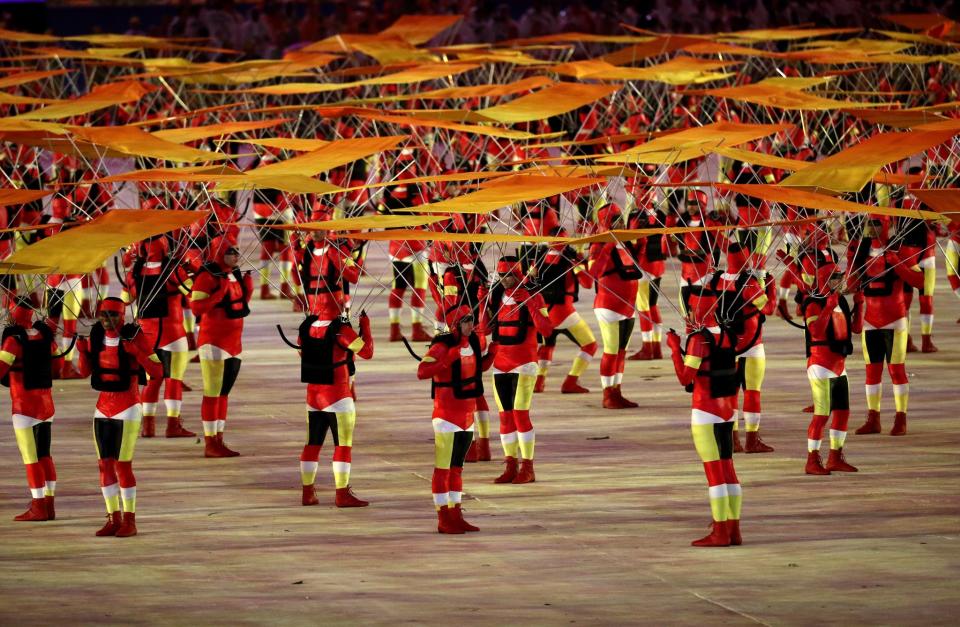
xmin=307 ymin=411 xmax=336 ymax=446
xmin=714 ymin=421 xmax=734 ymax=460
xmin=47 ymin=289 xmax=65 ymax=320
xmin=494 ymin=373 xmax=519 ymax=411
xmin=830 ymin=376 xmax=850 ymax=412
xmin=865 ymin=329 xmax=893 ymax=364
xmin=617 ymin=318 xmax=635 ymax=351
xmin=649 ymin=277 xmax=661 ymax=308
xmin=94 ymin=418 xmax=123 ymax=460
xmin=155 ymin=348 xmax=173 ymax=378
xmin=451 ymin=431 xmax=474 ymax=468
xmin=736 ymin=357 xmax=747 ymax=391
xmin=34 ymin=421 xmax=52 ymax=459
xmin=542 ymin=330 xmax=560 ymax=348
xmin=220 ymin=357 xmax=242 ymax=396
xmin=392 ymin=260 xmax=415 ymax=289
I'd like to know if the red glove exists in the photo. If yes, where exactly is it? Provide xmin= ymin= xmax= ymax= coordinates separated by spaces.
xmin=666 ymin=330 xmax=682 ymax=353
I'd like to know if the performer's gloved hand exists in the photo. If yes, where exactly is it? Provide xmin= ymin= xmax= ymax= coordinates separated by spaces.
xmin=853 ymin=291 xmax=865 ymax=306
xmin=358 ymin=310 xmax=371 ymax=337
xmin=666 ymin=329 xmax=682 ymax=354
xmin=884 ymin=249 xmax=900 ymax=265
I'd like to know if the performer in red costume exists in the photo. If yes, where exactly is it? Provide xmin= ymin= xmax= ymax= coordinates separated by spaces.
xmin=294 ymin=300 xmax=373 ymax=508
xmin=853 ymin=218 xmax=925 ymax=436
xmin=589 ymin=206 xmax=640 ymax=409
xmin=387 ymin=237 xmax=432 ymax=342
xmin=296 ymin=227 xmax=360 ymax=320
xmin=417 ymin=305 xmax=495 ymax=533
xmin=666 ymin=288 xmax=743 ymax=548
xmin=0 ymin=299 xmax=60 ymax=522
xmin=478 ymin=256 xmax=553 ymax=484
xmin=628 ymin=203 xmax=671 ymax=361
xmin=189 ymin=239 xmax=253 ymax=457
xmin=897 ymin=199 xmax=939 ymax=353
xmin=710 ymin=242 xmax=776 ymax=453
xmin=123 ymin=236 xmax=194 ymax=438
xmin=799 ymin=260 xmax=863 ymax=475
xmin=75 ymin=298 xmax=164 ymax=537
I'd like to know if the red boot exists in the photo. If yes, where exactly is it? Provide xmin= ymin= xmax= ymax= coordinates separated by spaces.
xmin=476 ymin=438 xmax=492 ymax=462
xmin=437 ymin=506 xmax=464 ymax=534
xmin=45 ymin=496 xmax=55 ymax=520
xmin=560 ymin=375 xmax=589 ymax=394
xmin=726 ymin=519 xmax=742 ymax=546
xmin=13 ymin=498 xmax=48 ymax=522
xmin=411 ymin=323 xmax=432 ymax=341
xmin=216 ymin=434 xmax=240 ymax=457
xmin=95 ymin=511 xmax=122 ymax=536
xmin=204 ymin=436 xmax=229 ymax=458
xmin=302 ymin=485 xmax=319 ymax=506
xmin=60 ymin=361 xmax=84 ymax=379
xmin=890 ymin=412 xmax=907 ymax=436
xmin=389 ymin=322 xmax=402 ymax=342
xmin=452 ymin=504 xmax=479 ymax=532
xmin=513 ymin=459 xmax=536 ymax=484
xmin=733 ymin=429 xmax=743 ymax=453
xmin=691 ymin=521 xmax=731 ymax=547
xmin=292 ymin=298 xmax=305 ymax=313
xmin=855 ymin=410 xmax=881 ymax=435
xmin=614 ymin=385 xmax=638 ymax=408
xmin=115 ymin=512 xmax=137 ymax=537
xmin=533 ymin=375 xmax=546 ymax=393
xmin=602 ymin=386 xmax=621 ymax=409
xmin=260 ymin=284 xmax=276 ymax=300
xmin=628 ymin=343 xmax=652 ymax=360
xmin=802 ymin=404 xmax=814 ymax=413
xmin=140 ymin=415 xmax=156 ymax=438
xmin=165 ymin=417 xmax=196 ymax=438
xmin=745 ymin=431 xmax=774 ymax=453
xmin=190 ymin=353 xmax=201 ymax=364
xmin=464 ymin=440 xmax=478 ymax=463
xmin=825 ymin=448 xmax=858 ymax=472
xmin=335 ymin=486 xmax=369 ymax=507
xmin=181 ymin=381 xmax=193 ymax=392
xmin=805 ymin=450 xmax=830 ymax=475
xmin=921 ymin=335 xmax=938 ymax=353
xmin=279 ymin=283 xmax=294 ymax=300
xmin=494 ymin=457 xmax=518 ymax=483
xmin=651 ymin=343 xmax=663 ymax=360
xmin=906 ymin=334 xmax=918 ymax=353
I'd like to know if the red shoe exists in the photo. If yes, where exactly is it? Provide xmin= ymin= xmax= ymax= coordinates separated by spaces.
xmin=476 ymin=438 xmax=492 ymax=462
xmin=855 ymin=410 xmax=881 ymax=435
xmin=494 ymin=457 xmax=518 ymax=483
xmin=260 ymin=285 xmax=276 ymax=300
xmin=533 ymin=374 xmax=546 ymax=393
xmin=165 ymin=417 xmax=196 ymax=438
xmin=921 ymin=335 xmax=938 ymax=353
xmin=140 ymin=415 xmax=156 ymax=438
xmin=293 ymin=299 xmax=305 ymax=313
xmin=890 ymin=412 xmax=907 ymax=436
xmin=651 ymin=343 xmax=663 ymax=360
xmin=279 ymin=283 xmax=294 ymax=300
xmin=802 ymin=404 xmax=814 ymax=413
xmin=452 ymin=504 xmax=479 ymax=532
xmin=95 ymin=511 xmax=122 ymax=536
xmin=115 ymin=512 xmax=137 ymax=537
xmin=613 ymin=385 xmax=638 ymax=409
xmin=45 ymin=496 xmax=55 ymax=520
xmin=204 ymin=435 xmax=229 ymax=458
xmin=216 ymin=434 xmax=240 ymax=457
xmin=560 ymin=375 xmax=589 ymax=394
xmin=628 ymin=343 xmax=652 ymax=361
xmin=60 ymin=361 xmax=84 ymax=379
xmin=776 ymin=298 xmax=793 ymax=321
xmin=691 ymin=521 xmax=731 ymax=547
xmin=389 ymin=322 xmax=402 ymax=342
xmin=513 ymin=459 xmax=536 ymax=484
xmin=190 ymin=354 xmax=201 ymax=364
xmin=302 ymin=485 xmax=319 ymax=506
xmin=726 ymin=519 xmax=742 ymax=546
xmin=825 ymin=448 xmax=858 ymax=472
xmin=437 ymin=506 xmax=464 ymax=534
xmin=906 ymin=334 xmax=918 ymax=353
xmin=411 ymin=323 xmax=432 ymax=342
xmin=335 ymin=486 xmax=369 ymax=507
xmin=13 ymin=498 xmax=49 ymax=522
xmin=745 ymin=431 xmax=774 ymax=453
xmin=464 ymin=440 xmax=478 ymax=463
xmin=804 ymin=450 xmax=830 ymax=475
xmin=733 ymin=429 xmax=744 ymax=453
xmin=181 ymin=382 xmax=193 ymax=392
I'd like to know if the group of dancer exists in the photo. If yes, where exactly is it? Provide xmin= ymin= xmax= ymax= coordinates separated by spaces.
xmin=1 ymin=166 xmax=951 ymax=545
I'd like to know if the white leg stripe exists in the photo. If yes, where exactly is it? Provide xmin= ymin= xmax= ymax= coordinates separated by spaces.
xmin=499 ymin=432 xmax=518 ymax=444
xmin=708 ymin=485 xmax=728 ymax=499
xmin=726 ymin=484 xmax=742 ymax=496
xmin=332 ymin=462 xmax=350 ymax=474
xmin=517 ymin=430 xmax=535 ymax=443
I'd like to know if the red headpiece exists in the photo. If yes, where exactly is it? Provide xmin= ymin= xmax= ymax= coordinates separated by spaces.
xmin=496 ymin=256 xmax=523 ymax=279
